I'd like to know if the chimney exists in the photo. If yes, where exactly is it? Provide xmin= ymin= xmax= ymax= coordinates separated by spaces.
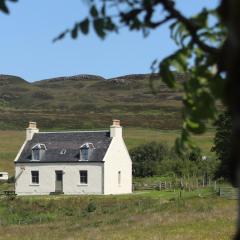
xmin=110 ymin=119 xmax=122 ymax=138
xmin=26 ymin=122 xmax=39 ymax=141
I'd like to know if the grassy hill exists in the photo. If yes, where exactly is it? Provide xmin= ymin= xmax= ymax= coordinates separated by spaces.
xmin=0 ymin=73 xmax=184 ymax=130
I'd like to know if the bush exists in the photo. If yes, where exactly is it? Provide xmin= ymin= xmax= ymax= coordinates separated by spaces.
xmin=130 ymin=142 xmax=171 ymax=177
xmin=7 ymin=176 xmax=15 ymax=183
xmin=86 ymin=202 xmax=97 ymax=213
xmin=212 ymin=111 xmax=233 ymax=182
xmin=130 ymin=142 xmax=219 ymax=178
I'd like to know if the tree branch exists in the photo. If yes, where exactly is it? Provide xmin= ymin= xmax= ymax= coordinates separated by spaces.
xmin=147 ymin=15 xmax=173 ymax=28
xmin=159 ymin=0 xmax=219 ymax=55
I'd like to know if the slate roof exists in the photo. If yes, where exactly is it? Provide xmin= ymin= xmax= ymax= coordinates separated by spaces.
xmin=16 ymin=131 xmax=112 ymax=163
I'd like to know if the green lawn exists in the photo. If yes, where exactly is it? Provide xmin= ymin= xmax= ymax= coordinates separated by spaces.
xmin=124 ymin=128 xmax=215 ymax=152
xmin=0 ymin=188 xmax=236 ymax=240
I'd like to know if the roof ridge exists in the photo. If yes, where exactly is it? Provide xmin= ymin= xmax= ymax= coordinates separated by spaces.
xmin=37 ymin=130 xmax=109 ymax=134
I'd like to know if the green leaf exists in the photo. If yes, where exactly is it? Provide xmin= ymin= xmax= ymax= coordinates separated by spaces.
xmin=191 ymin=8 xmax=209 ymax=28
xmin=79 ymin=18 xmax=89 ymax=35
xmin=93 ymin=19 xmax=105 ymax=39
xmin=53 ymin=30 xmax=69 ymax=43
xmin=185 ymin=118 xmax=205 ymax=134
xmin=71 ymin=24 xmax=78 ymax=39
xmin=160 ymin=59 xmax=175 ymax=88
xmin=105 ymin=17 xmax=116 ymax=31
xmin=170 ymin=21 xmax=187 ymax=46
xmin=90 ymin=5 xmax=98 ymax=18
xmin=159 ymin=48 xmax=190 ymax=88
xmin=0 ymin=0 xmax=9 ymax=14
xmin=101 ymin=3 xmax=106 ymax=16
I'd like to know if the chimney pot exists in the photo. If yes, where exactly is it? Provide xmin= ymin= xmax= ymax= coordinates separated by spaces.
xmin=112 ymin=119 xmax=120 ymax=126
xmin=28 ymin=122 xmax=37 ymax=129
xmin=26 ymin=122 xmax=39 ymax=141
xmin=110 ymin=119 xmax=122 ymax=138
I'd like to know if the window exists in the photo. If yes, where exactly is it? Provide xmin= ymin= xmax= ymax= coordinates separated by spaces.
xmin=81 ymin=148 xmax=88 ymax=160
xmin=118 ymin=171 xmax=121 ymax=185
xmin=32 ymin=144 xmax=47 ymax=161
xmin=80 ymin=170 xmax=88 ymax=184
xmin=31 ymin=171 xmax=39 ymax=184
xmin=0 ymin=174 xmax=3 ymax=177
xmin=32 ymin=149 xmax=40 ymax=160
xmin=80 ymin=143 xmax=95 ymax=161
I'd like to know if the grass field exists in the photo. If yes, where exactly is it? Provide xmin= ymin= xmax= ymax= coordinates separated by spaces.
xmin=0 ymin=128 xmax=214 ymax=175
xmin=0 ymin=128 xmax=236 ymax=240
xmin=0 ymin=188 xmax=236 ymax=240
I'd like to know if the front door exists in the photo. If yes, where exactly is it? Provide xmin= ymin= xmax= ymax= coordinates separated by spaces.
xmin=55 ymin=171 xmax=63 ymax=192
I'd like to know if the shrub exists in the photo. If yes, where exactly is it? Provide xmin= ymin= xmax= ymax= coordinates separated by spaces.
xmin=130 ymin=142 xmax=170 ymax=177
xmin=7 ymin=176 xmax=15 ymax=183
xmin=131 ymin=142 xmax=219 ymax=178
xmin=86 ymin=202 xmax=97 ymax=213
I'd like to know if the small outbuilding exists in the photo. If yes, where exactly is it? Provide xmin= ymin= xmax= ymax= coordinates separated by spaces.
xmin=0 ymin=172 xmax=8 ymax=181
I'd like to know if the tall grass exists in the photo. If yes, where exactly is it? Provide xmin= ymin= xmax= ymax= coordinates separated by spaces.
xmin=0 ymin=189 xmax=236 ymax=240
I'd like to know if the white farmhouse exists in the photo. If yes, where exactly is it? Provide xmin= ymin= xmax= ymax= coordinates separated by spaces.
xmin=14 ymin=120 xmax=132 ymax=195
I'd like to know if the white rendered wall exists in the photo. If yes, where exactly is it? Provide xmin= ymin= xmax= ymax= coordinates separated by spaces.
xmin=103 ymin=136 xmax=132 ymax=195
xmin=15 ymin=162 xmax=103 ymax=195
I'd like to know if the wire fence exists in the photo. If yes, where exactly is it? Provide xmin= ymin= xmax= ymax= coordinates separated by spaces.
xmin=133 ymin=179 xmax=239 ymax=200
xmin=133 ymin=178 xmax=218 ymax=191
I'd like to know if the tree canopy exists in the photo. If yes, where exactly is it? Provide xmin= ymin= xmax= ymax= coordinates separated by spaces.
xmin=130 ymin=142 xmax=218 ymax=178
xmin=212 ymin=111 xmax=233 ymax=182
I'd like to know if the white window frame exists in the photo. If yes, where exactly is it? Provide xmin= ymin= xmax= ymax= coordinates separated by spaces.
xmin=79 ymin=170 xmax=88 ymax=185
xmin=31 ymin=170 xmax=39 ymax=185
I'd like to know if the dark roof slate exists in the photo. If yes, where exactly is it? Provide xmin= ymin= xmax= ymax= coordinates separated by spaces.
xmin=17 ymin=131 xmax=111 ymax=163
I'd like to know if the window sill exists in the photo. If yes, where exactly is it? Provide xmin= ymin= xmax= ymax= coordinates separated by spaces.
xmin=78 ymin=184 xmax=88 ymax=186
xmin=29 ymin=184 xmax=40 ymax=186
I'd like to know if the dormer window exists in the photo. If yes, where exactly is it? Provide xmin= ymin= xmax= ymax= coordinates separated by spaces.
xmin=32 ymin=144 xmax=47 ymax=161
xmin=80 ymin=143 xmax=94 ymax=161
xmin=32 ymin=149 xmax=40 ymax=160
xmin=81 ymin=148 xmax=88 ymax=160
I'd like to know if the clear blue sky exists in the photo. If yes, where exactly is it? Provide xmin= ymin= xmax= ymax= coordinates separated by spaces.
xmin=0 ymin=0 xmax=218 ymax=82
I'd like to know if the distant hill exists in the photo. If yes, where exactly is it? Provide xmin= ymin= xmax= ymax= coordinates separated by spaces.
xmin=0 ymin=73 xmax=185 ymax=130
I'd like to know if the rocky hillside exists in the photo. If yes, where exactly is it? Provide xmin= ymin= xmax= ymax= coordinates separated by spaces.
xmin=0 ymin=73 xmax=184 ymax=130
